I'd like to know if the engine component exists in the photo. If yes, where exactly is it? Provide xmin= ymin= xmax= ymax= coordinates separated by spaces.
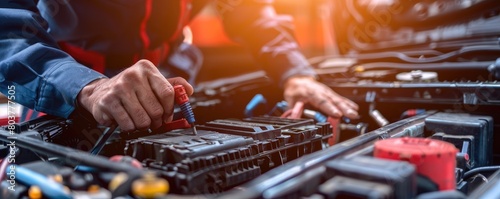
xmin=325 ymin=156 xmax=417 ymax=198
xmin=2 ymin=106 xmax=500 ymax=199
xmin=469 ymin=169 xmax=500 ymax=198
xmin=330 ymin=0 xmax=500 ymax=54
xmin=124 ymin=116 xmax=332 ymax=194
xmin=217 ymin=112 xmax=430 ymax=199
xmin=318 ymin=176 xmax=393 ymax=199
xmin=487 ymin=58 xmax=500 ymax=79
xmin=370 ymin=109 xmax=389 ymax=127
xmin=1 ymin=1 xmax=500 ymax=198
xmin=131 ymin=172 xmax=169 ymax=198
xmin=425 ymin=113 xmax=493 ymax=168
xmin=396 ymin=70 xmax=438 ymax=82
xmin=374 ymin=137 xmax=458 ymax=191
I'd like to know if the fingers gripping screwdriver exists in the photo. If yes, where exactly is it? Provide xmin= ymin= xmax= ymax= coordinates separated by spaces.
xmin=173 ymin=85 xmax=197 ymax=135
xmin=87 ymin=85 xmax=196 ymax=157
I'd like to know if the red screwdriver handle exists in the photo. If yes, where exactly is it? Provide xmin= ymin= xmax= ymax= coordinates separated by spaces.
xmin=174 ymin=85 xmax=189 ymax=105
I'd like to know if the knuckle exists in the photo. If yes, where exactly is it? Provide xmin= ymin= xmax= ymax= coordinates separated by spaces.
xmin=96 ymin=115 xmax=111 ymax=126
xmin=100 ymin=94 xmax=115 ymax=105
xmin=136 ymin=59 xmax=154 ymax=67
xmin=164 ymin=83 xmax=174 ymax=94
xmin=95 ymin=101 xmax=107 ymax=110
xmin=135 ymin=59 xmax=158 ymax=72
xmin=123 ymin=69 xmax=142 ymax=80
xmin=158 ymin=83 xmax=175 ymax=98
xmin=116 ymin=78 xmax=128 ymax=85
xmin=113 ymin=80 xmax=128 ymax=92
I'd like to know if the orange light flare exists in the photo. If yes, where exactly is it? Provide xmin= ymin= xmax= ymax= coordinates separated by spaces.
xmin=189 ymin=0 xmax=332 ymax=52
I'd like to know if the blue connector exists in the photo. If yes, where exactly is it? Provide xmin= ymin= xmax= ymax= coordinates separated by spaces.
xmin=304 ymin=109 xmax=327 ymax=123
xmin=245 ymin=94 xmax=267 ymax=118
xmin=314 ymin=112 xmax=328 ymax=123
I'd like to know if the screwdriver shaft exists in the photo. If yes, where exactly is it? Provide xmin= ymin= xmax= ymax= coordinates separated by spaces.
xmin=192 ymin=126 xmax=198 ymax=135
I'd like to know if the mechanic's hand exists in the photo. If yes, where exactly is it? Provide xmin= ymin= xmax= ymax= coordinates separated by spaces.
xmin=283 ymin=76 xmax=359 ymax=119
xmin=77 ymin=59 xmax=194 ymax=131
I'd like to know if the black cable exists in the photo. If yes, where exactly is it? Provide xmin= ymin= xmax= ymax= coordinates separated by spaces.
xmin=417 ymin=174 xmax=439 ymax=195
xmin=355 ymin=61 xmax=495 ymax=71
xmin=309 ymin=46 xmax=500 ymax=66
xmin=368 ymin=45 xmax=500 ymax=63
xmin=463 ymin=166 xmax=500 ymax=180
xmin=0 ymin=130 xmax=141 ymax=175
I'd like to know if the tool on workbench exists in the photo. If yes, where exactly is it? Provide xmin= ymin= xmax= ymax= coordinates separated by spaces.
xmin=173 ymin=85 xmax=197 ymax=135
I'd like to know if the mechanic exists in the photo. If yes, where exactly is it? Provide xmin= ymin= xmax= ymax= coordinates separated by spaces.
xmin=0 ymin=0 xmax=359 ymax=132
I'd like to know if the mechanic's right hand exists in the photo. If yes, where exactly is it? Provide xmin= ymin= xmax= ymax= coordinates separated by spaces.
xmin=77 ymin=59 xmax=193 ymax=131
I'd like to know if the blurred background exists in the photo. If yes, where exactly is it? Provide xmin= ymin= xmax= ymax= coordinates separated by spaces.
xmin=192 ymin=0 xmax=328 ymax=82
xmin=193 ymin=0 xmax=500 ymax=83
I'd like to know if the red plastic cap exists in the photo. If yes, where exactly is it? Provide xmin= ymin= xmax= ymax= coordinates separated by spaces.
xmin=174 ymin=85 xmax=189 ymax=104
xmin=374 ymin=137 xmax=458 ymax=191
xmin=109 ymin=155 xmax=143 ymax=169
xmin=327 ymin=117 xmax=340 ymax=146
xmin=375 ymin=137 xmax=457 ymax=158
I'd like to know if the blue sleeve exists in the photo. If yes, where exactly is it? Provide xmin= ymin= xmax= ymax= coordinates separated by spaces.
xmin=0 ymin=2 xmax=106 ymax=118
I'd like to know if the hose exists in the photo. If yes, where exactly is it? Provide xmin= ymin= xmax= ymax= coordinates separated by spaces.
xmin=463 ymin=166 xmax=500 ymax=180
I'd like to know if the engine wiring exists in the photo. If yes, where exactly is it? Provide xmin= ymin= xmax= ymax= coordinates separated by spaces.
xmin=463 ymin=166 xmax=500 ymax=180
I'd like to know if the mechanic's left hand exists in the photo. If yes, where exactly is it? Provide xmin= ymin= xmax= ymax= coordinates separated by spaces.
xmin=283 ymin=76 xmax=359 ymax=119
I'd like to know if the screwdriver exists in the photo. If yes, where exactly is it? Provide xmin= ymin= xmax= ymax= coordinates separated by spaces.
xmin=173 ymin=85 xmax=197 ymax=135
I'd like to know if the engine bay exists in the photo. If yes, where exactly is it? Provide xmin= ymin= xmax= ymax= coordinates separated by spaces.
xmin=1 ymin=0 xmax=500 ymax=198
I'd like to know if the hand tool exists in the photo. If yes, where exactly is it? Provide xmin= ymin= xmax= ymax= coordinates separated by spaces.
xmin=173 ymin=85 xmax=197 ymax=135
